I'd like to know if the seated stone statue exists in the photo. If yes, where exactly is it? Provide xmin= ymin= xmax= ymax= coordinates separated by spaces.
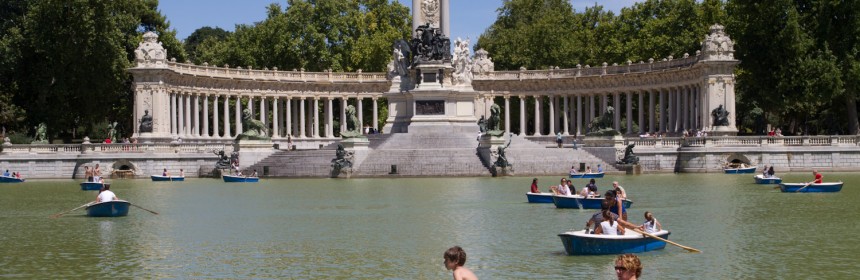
xmin=618 ymin=143 xmax=639 ymax=165
xmin=139 ymin=110 xmax=153 ymax=133
xmin=341 ymin=105 xmax=365 ymax=138
xmin=214 ymin=150 xmax=231 ymax=169
xmin=586 ymin=106 xmax=620 ymax=136
xmin=485 ymin=104 xmax=505 ymax=137
xmin=711 ymin=105 xmax=730 ymax=126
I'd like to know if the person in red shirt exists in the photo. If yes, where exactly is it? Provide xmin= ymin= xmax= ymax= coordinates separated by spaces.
xmin=811 ymin=170 xmax=823 ymax=184
xmin=529 ymin=178 xmax=540 ymax=193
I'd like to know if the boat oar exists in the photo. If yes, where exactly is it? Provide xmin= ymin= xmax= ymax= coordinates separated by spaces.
xmin=795 ymin=182 xmax=814 ymax=193
xmin=130 ymin=203 xmax=159 ymax=215
xmin=630 ymin=228 xmax=701 ymax=253
xmin=50 ymin=202 xmax=93 ymax=218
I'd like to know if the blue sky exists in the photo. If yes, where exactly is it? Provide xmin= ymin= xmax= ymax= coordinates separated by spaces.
xmin=159 ymin=1 xmax=641 ymax=42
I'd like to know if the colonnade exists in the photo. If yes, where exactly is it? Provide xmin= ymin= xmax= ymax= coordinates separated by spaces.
xmin=165 ymin=92 xmax=380 ymax=139
xmin=495 ymin=84 xmax=705 ymax=136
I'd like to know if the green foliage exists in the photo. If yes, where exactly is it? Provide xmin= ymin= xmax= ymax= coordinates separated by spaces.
xmin=0 ymin=0 xmax=184 ymax=142
xmin=184 ymin=26 xmax=230 ymax=63
xmin=191 ymin=0 xmax=411 ymax=72
xmin=6 ymin=131 xmax=31 ymax=144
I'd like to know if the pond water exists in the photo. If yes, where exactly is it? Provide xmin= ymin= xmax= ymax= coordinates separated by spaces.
xmin=1 ymin=173 xmax=858 ymax=279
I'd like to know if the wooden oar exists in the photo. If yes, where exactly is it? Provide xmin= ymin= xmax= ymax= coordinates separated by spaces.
xmin=130 ymin=203 xmax=159 ymax=215
xmin=630 ymin=228 xmax=701 ymax=253
xmin=795 ymin=182 xmax=814 ymax=193
xmin=50 ymin=202 xmax=93 ymax=218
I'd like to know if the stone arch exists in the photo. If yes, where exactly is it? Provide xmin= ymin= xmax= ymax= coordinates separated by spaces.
xmin=724 ymin=153 xmax=751 ymax=167
xmin=111 ymin=159 xmax=139 ymax=179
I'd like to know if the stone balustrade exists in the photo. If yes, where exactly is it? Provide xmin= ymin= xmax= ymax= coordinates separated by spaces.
xmin=626 ymin=135 xmax=860 ymax=148
xmin=1 ymin=143 xmax=234 ymax=155
xmin=167 ymin=61 xmax=388 ymax=83
xmin=474 ymin=55 xmax=700 ymax=80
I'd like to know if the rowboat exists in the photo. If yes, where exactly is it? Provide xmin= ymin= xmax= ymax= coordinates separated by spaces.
xmin=558 ymin=229 xmax=670 ymax=255
xmin=724 ymin=166 xmax=756 ymax=174
xmin=0 ymin=176 xmax=25 ymax=183
xmin=80 ymin=182 xmax=110 ymax=191
xmin=754 ymin=174 xmax=782 ymax=184
xmin=151 ymin=175 xmax=185 ymax=181
xmin=779 ymin=182 xmax=843 ymax=193
xmin=526 ymin=192 xmax=554 ymax=203
xmin=569 ymin=172 xmax=605 ymax=179
xmin=551 ymin=195 xmax=633 ymax=209
xmin=223 ymin=175 xmax=259 ymax=183
xmin=85 ymin=200 xmax=130 ymax=217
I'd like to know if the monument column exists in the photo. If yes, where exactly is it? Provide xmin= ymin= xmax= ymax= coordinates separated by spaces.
xmin=169 ymin=92 xmax=176 ymax=135
xmin=626 ymin=91 xmax=633 ymax=135
xmin=203 ymin=93 xmax=209 ymax=137
xmin=589 ymin=94 xmax=595 ymax=123
xmin=576 ymin=94 xmax=583 ymax=135
xmin=272 ymin=97 xmax=280 ymax=138
xmin=259 ymin=96 xmax=266 ymax=125
xmin=533 ymin=96 xmax=541 ymax=136
xmin=638 ymin=90 xmax=644 ymax=134
xmin=519 ymin=95 xmax=526 ymax=135
xmin=299 ymin=97 xmax=306 ymax=138
xmin=562 ymin=95 xmax=569 ymax=135
xmin=372 ymin=97 xmax=379 ymax=132
xmin=659 ymin=88 xmax=666 ymax=134
xmin=313 ymin=97 xmax=320 ymax=138
xmin=285 ymin=97 xmax=292 ymax=138
xmin=213 ymin=95 xmax=219 ymax=138
xmin=357 ymin=97 xmax=364 ymax=131
xmin=235 ymin=95 xmax=243 ymax=135
xmin=193 ymin=93 xmax=199 ymax=137
xmin=184 ymin=93 xmax=191 ymax=137
xmin=248 ymin=96 xmax=254 ymax=118
xmin=326 ymin=97 xmax=334 ymax=137
xmin=649 ymin=89 xmax=656 ymax=134
xmin=548 ymin=95 xmax=555 ymax=135
xmin=613 ymin=92 xmax=621 ymax=131
xmin=504 ymin=95 xmax=511 ymax=135
xmin=223 ymin=95 xmax=230 ymax=138
xmin=340 ymin=97 xmax=347 ymax=133
xmin=668 ymin=88 xmax=675 ymax=133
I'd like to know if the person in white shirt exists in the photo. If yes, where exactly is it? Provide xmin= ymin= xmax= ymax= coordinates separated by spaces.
xmin=96 ymin=185 xmax=118 ymax=203
xmin=595 ymin=210 xmax=625 ymax=235
xmin=613 ymin=181 xmax=627 ymax=200
xmin=639 ymin=211 xmax=662 ymax=233
xmin=557 ymin=178 xmax=571 ymax=196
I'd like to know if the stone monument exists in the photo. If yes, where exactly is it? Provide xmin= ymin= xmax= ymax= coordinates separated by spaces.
xmin=700 ymin=24 xmax=740 ymax=136
xmin=31 ymin=123 xmax=48 ymax=144
xmin=234 ymin=108 xmax=275 ymax=171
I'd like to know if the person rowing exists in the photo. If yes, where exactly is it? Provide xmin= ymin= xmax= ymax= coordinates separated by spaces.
xmin=809 ymin=170 xmax=823 ymax=184
xmin=529 ymin=178 xmax=540 ymax=193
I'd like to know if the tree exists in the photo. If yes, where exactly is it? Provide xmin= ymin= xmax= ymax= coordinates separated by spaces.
xmin=0 ymin=0 xmax=29 ymax=132
xmin=184 ymin=27 xmax=230 ymax=64
xmin=195 ymin=0 xmax=411 ymax=72
xmin=13 ymin=0 xmax=185 ymax=141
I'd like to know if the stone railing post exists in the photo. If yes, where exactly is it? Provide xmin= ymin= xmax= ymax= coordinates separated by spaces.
xmin=80 ymin=136 xmax=91 ymax=154
xmin=703 ymin=137 xmax=713 ymax=148
xmin=830 ymin=136 xmax=838 ymax=146
xmin=802 ymin=137 xmax=809 ymax=146
xmin=760 ymin=136 xmax=768 ymax=147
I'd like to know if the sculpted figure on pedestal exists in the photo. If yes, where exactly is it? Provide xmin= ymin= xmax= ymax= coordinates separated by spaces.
xmin=139 ymin=110 xmax=153 ymax=133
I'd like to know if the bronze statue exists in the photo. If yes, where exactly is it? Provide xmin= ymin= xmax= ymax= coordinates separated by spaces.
xmin=32 ymin=123 xmax=48 ymax=144
xmin=214 ymin=150 xmax=231 ymax=169
xmin=493 ymin=136 xmax=513 ymax=168
xmin=711 ymin=105 xmax=730 ymax=126
xmin=139 ymin=110 xmax=153 ymax=133
xmin=236 ymin=108 xmax=270 ymax=141
xmin=341 ymin=105 xmax=364 ymax=138
xmin=331 ymin=144 xmax=353 ymax=176
xmin=586 ymin=106 xmax=620 ymax=136
xmin=477 ymin=115 xmax=487 ymax=133
xmin=618 ymin=143 xmax=639 ymax=165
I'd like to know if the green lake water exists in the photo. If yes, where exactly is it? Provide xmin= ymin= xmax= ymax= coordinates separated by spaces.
xmin=1 ymin=173 xmax=858 ymax=279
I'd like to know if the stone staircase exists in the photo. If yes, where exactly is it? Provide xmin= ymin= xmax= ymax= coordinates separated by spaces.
xmin=504 ymin=134 xmax=618 ymax=175
xmin=353 ymin=130 xmax=491 ymax=177
xmin=248 ymin=149 xmax=336 ymax=177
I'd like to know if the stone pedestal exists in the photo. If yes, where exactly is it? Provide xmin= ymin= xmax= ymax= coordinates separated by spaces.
xmin=136 ymin=132 xmax=174 ymax=144
xmin=709 ymin=126 xmax=738 ymax=136
xmin=235 ymin=140 xmax=275 ymax=170
xmin=341 ymin=137 xmax=369 ymax=150
xmin=620 ymin=164 xmax=642 ymax=175
xmin=584 ymin=135 xmax=625 ymax=148
xmin=477 ymin=134 xmax=512 ymax=176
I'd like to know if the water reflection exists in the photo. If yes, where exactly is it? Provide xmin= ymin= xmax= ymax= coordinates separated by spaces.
xmin=0 ymin=174 xmax=858 ymax=278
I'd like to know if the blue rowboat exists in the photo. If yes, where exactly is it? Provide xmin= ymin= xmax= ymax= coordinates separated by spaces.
xmin=558 ymin=229 xmax=670 ymax=255
xmin=551 ymin=195 xmax=581 ymax=208
xmin=724 ymin=166 xmax=756 ymax=174
xmin=526 ymin=192 xmax=554 ymax=203
xmin=569 ymin=172 xmax=605 ymax=179
xmin=223 ymin=175 xmax=259 ymax=183
xmin=779 ymin=182 xmax=843 ymax=193
xmin=151 ymin=175 xmax=185 ymax=181
xmin=576 ymin=196 xmax=633 ymax=209
xmin=754 ymin=175 xmax=782 ymax=184
xmin=0 ymin=176 xmax=25 ymax=183
xmin=85 ymin=200 xmax=130 ymax=217
xmin=80 ymin=182 xmax=110 ymax=191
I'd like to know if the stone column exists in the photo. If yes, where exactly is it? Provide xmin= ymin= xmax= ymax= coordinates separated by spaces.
xmin=259 ymin=96 xmax=266 ymax=125
xmin=340 ymin=97 xmax=347 ymax=133
xmin=504 ymin=95 xmax=511 ymax=135
xmin=372 ymin=97 xmax=379 ymax=132
xmin=313 ymin=97 xmax=320 ymax=138
xmin=272 ymin=97 xmax=279 ymax=138
xmin=184 ymin=93 xmax=191 ymax=137
xmin=194 ymin=94 xmax=201 ymax=137
xmin=576 ymin=94 xmax=583 ymax=135
xmin=589 ymin=94 xmax=595 ymax=123
xmin=223 ymin=95 xmax=230 ymax=138
xmin=601 ymin=93 xmax=608 ymax=115
xmin=562 ymin=96 xmax=569 ymax=135
xmin=357 ymin=97 xmax=364 ymax=132
xmin=548 ymin=95 xmax=555 ymax=135
xmin=533 ymin=96 xmax=541 ymax=136
xmin=213 ymin=95 xmax=219 ymax=138
xmin=519 ymin=95 xmax=526 ymax=135
xmin=169 ymin=92 xmax=176 ymax=135
xmin=626 ymin=91 xmax=633 ymax=135
xmin=326 ymin=97 xmax=334 ymax=137
xmin=659 ymin=89 xmax=666 ymax=133
xmin=235 ymin=96 xmax=243 ymax=135
xmin=649 ymin=89 xmax=656 ymax=134
xmin=202 ymin=94 xmax=209 ymax=137
xmin=668 ymin=88 xmax=675 ymax=133
xmin=638 ymin=90 xmax=644 ymax=134
xmin=248 ymin=96 xmax=254 ymax=118
xmin=299 ymin=97 xmax=306 ymax=138
xmin=613 ymin=92 xmax=621 ymax=131
xmin=285 ymin=98 xmax=292 ymax=137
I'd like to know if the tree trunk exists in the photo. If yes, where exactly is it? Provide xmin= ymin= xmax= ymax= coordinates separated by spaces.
xmin=846 ymin=94 xmax=860 ymax=135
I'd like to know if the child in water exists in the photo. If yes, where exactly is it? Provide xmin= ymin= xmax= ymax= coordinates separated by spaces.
xmin=444 ymin=246 xmax=478 ymax=280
